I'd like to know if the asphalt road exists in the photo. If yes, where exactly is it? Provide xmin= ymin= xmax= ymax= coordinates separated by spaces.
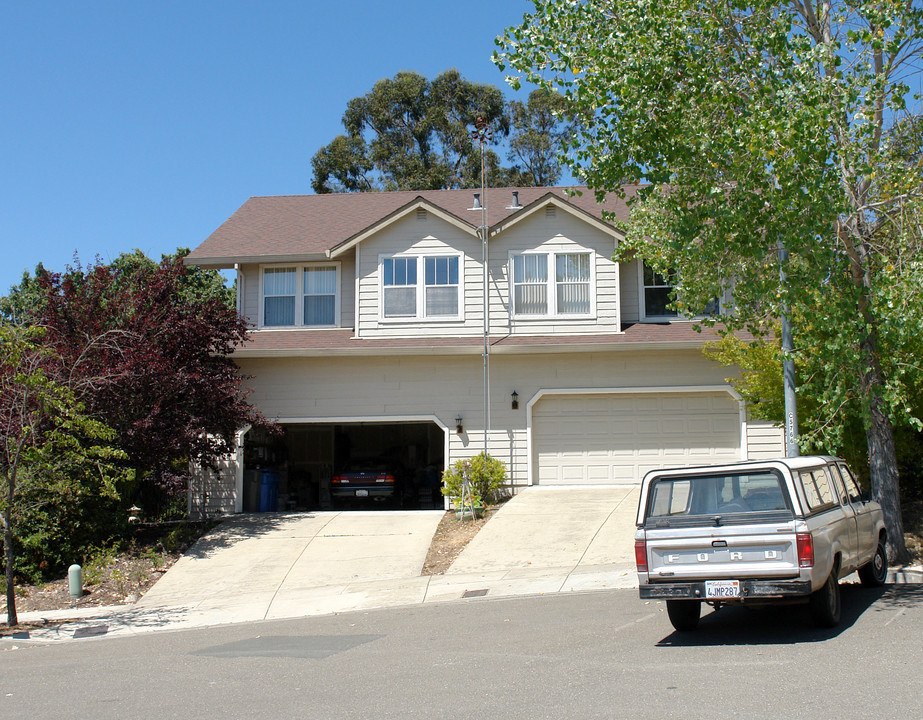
xmin=2 ymin=584 xmax=922 ymax=719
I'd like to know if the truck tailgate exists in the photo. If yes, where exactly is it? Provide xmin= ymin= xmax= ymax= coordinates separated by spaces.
xmin=644 ymin=522 xmax=801 ymax=581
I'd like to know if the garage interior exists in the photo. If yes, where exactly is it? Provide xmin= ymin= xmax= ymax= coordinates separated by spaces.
xmin=241 ymin=421 xmax=446 ymax=512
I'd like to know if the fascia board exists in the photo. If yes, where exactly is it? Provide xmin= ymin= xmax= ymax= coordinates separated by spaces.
xmin=185 ymin=253 xmax=330 ymax=267
xmin=489 ymin=194 xmax=624 ymax=242
xmin=328 ymin=198 xmax=479 ymax=259
xmin=231 ymin=338 xmax=709 ymax=359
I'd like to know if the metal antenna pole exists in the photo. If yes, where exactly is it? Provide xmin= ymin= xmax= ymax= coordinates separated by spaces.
xmin=778 ymin=240 xmax=799 ymax=457
xmin=472 ymin=117 xmax=491 ymax=459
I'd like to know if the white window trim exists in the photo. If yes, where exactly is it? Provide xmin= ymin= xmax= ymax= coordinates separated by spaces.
xmin=258 ymin=262 xmax=341 ymax=329
xmin=509 ymin=249 xmax=596 ymax=320
xmin=637 ymin=262 xmax=721 ymax=322
xmin=378 ymin=252 xmax=464 ymax=323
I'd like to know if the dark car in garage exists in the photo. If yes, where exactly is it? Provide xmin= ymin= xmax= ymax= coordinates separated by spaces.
xmin=330 ymin=458 xmax=399 ymax=502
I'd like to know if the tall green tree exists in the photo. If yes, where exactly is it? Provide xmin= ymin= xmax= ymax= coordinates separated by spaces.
xmin=497 ymin=0 xmax=923 ymax=561
xmin=311 ymin=70 xmax=575 ymax=192
xmin=506 ymin=88 xmax=573 ymax=186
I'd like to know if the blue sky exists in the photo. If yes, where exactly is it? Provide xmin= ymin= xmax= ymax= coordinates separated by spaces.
xmin=1 ymin=1 xmax=543 ymax=294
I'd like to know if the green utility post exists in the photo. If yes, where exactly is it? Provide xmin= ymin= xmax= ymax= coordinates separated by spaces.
xmin=68 ymin=564 xmax=82 ymax=599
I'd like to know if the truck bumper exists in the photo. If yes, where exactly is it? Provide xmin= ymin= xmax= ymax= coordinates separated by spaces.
xmin=640 ymin=579 xmax=813 ymax=600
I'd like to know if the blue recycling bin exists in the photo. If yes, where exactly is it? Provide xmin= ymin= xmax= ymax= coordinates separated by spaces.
xmin=259 ymin=470 xmax=279 ymax=512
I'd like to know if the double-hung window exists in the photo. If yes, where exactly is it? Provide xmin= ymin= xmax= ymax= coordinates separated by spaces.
xmin=303 ymin=267 xmax=337 ymax=326
xmin=512 ymin=251 xmax=592 ymax=317
xmin=641 ymin=262 xmax=719 ymax=319
xmin=512 ymin=254 xmax=548 ymax=315
xmin=382 ymin=257 xmax=418 ymax=318
xmin=424 ymin=256 xmax=459 ymax=317
xmin=555 ymin=253 xmax=591 ymax=314
xmin=642 ymin=263 xmax=678 ymax=318
xmin=263 ymin=268 xmax=297 ymax=326
xmin=261 ymin=264 xmax=338 ymax=327
xmin=381 ymin=254 xmax=461 ymax=320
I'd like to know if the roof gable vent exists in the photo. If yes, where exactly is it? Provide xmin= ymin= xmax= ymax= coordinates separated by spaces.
xmin=416 ymin=208 xmax=427 ymax=221
xmin=545 ymin=206 xmax=556 ymax=217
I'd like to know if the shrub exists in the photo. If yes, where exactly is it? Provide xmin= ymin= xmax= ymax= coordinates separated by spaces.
xmin=441 ymin=452 xmax=508 ymax=507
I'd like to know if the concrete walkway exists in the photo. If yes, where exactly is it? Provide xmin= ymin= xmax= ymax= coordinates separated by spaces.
xmin=6 ymin=487 xmax=642 ymax=643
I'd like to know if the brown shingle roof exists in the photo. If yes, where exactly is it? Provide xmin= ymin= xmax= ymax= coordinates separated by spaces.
xmin=187 ymin=185 xmax=643 ymax=264
xmin=231 ymin=322 xmax=732 ymax=358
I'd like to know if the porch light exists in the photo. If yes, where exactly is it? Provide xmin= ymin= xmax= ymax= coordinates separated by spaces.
xmin=455 ymin=415 xmax=464 ymax=434
xmin=511 ymin=390 xmax=519 ymax=410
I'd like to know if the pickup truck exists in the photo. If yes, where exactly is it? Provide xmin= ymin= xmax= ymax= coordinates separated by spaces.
xmin=634 ymin=456 xmax=887 ymax=631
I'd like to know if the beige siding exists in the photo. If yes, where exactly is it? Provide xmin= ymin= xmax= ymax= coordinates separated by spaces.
xmin=240 ymin=262 xmax=260 ymax=325
xmin=746 ymin=419 xmax=785 ymax=459
xmin=619 ymin=258 xmax=642 ymax=324
xmin=353 ymin=205 xmax=622 ymax=338
xmin=188 ymin=453 xmax=238 ymax=517
xmin=356 ymin=211 xmax=483 ymax=337
xmin=237 ymin=347 xmax=735 ymax=490
xmin=488 ymin=208 xmax=621 ymax=335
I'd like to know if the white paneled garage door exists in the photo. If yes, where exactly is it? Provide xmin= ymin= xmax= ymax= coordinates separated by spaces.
xmin=532 ymin=392 xmax=742 ymax=485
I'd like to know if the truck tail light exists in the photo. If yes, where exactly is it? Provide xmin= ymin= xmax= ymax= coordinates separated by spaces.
xmin=635 ymin=539 xmax=649 ymax=573
xmin=796 ymin=533 xmax=814 ymax=568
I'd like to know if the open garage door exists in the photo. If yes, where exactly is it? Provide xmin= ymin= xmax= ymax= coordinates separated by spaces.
xmin=242 ymin=421 xmax=445 ymax=511
xmin=532 ymin=391 xmax=741 ymax=485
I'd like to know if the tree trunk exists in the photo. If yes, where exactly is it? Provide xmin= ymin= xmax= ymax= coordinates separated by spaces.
xmin=861 ymin=341 xmax=910 ymax=565
xmin=3 ymin=505 xmax=16 ymax=627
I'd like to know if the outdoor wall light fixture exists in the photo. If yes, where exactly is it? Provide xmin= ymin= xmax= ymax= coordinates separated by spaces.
xmin=511 ymin=390 xmax=519 ymax=410
xmin=455 ymin=415 xmax=464 ymax=434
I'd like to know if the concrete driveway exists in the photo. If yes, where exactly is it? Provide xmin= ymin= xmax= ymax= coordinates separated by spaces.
xmin=136 ymin=510 xmax=445 ymax=618
xmin=136 ymin=486 xmax=640 ymax=615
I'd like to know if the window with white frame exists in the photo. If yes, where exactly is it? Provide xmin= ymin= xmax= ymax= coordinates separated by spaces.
xmin=424 ymin=256 xmax=459 ymax=316
xmin=263 ymin=267 xmax=297 ymax=326
xmin=303 ymin=266 xmax=337 ymax=325
xmin=556 ymin=253 xmax=591 ymax=314
xmin=262 ymin=264 xmax=338 ymax=327
xmin=512 ymin=251 xmax=592 ymax=317
xmin=381 ymin=254 xmax=461 ymax=320
xmin=641 ymin=262 xmax=720 ymax=319
xmin=642 ymin=263 xmax=678 ymax=318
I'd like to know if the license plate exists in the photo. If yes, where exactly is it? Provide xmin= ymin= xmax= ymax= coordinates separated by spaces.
xmin=705 ymin=580 xmax=740 ymax=599
xmin=355 ymin=489 xmax=369 ymax=497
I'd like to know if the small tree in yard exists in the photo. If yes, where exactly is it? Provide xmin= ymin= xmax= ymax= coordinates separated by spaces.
xmin=441 ymin=453 xmax=508 ymax=510
xmin=0 ymin=324 xmax=127 ymax=626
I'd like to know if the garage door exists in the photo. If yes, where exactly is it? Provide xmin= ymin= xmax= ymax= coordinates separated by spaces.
xmin=532 ymin=392 xmax=741 ymax=485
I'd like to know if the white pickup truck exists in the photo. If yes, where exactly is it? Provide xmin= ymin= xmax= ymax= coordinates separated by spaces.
xmin=635 ymin=456 xmax=887 ymax=631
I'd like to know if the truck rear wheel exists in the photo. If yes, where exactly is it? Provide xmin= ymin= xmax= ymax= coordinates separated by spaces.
xmin=809 ymin=569 xmax=841 ymax=628
xmin=666 ymin=600 xmax=701 ymax=632
xmin=858 ymin=539 xmax=887 ymax=587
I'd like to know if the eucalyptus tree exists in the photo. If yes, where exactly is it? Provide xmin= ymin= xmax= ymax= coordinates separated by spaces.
xmin=496 ymin=0 xmax=923 ymax=561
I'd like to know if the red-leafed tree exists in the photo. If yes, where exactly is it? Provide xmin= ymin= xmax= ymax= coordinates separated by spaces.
xmin=32 ymin=253 xmax=270 ymax=506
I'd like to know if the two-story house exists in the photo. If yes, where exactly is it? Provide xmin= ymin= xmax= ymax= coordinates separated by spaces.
xmin=185 ymin=186 xmax=783 ymax=514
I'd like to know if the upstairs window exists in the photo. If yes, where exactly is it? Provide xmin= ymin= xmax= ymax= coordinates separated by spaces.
xmin=642 ymin=262 xmax=720 ymax=319
xmin=261 ymin=264 xmax=339 ymax=328
xmin=643 ymin=263 xmax=677 ymax=318
xmin=304 ymin=267 xmax=337 ymax=326
xmin=424 ymin=256 xmax=459 ymax=317
xmin=512 ymin=251 xmax=593 ymax=318
xmin=383 ymin=257 xmax=417 ymax=318
xmin=513 ymin=254 xmax=548 ymax=315
xmin=263 ymin=268 xmax=296 ymax=326
xmin=556 ymin=253 xmax=591 ymax=314
xmin=381 ymin=254 xmax=461 ymax=320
